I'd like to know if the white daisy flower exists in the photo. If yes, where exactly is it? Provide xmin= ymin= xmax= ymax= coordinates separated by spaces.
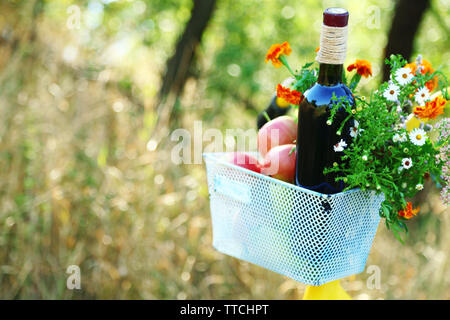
xmin=409 ymin=128 xmax=427 ymax=146
xmin=393 ymin=132 xmax=407 ymax=143
xmin=414 ymin=87 xmax=430 ymax=106
xmin=415 ymin=184 xmax=424 ymax=190
xmin=402 ymin=158 xmax=413 ymax=170
xmin=383 ymin=83 xmax=400 ymax=101
xmin=349 ymin=120 xmax=360 ymax=138
xmin=362 ymin=155 xmax=368 ymax=161
xmin=395 ymin=67 xmax=414 ymax=86
xmin=400 ymin=133 xmax=407 ymax=142
xmin=333 ymin=139 xmax=347 ymax=152
xmin=393 ymin=134 xmax=401 ymax=143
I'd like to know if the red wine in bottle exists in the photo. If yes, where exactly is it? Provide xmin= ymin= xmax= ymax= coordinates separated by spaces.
xmin=295 ymin=8 xmax=355 ymax=194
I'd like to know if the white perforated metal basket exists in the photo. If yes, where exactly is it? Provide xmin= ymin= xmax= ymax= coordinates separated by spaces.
xmin=203 ymin=152 xmax=384 ymax=286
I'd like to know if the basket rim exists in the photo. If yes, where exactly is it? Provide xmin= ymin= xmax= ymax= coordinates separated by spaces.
xmin=203 ymin=152 xmax=374 ymax=200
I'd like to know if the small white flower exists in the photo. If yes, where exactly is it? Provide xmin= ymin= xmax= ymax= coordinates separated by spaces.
xmin=333 ymin=139 xmax=347 ymax=152
xmin=393 ymin=132 xmax=407 ymax=143
xmin=362 ymin=155 xmax=368 ymax=161
xmin=409 ymin=128 xmax=427 ymax=146
xmin=400 ymin=133 xmax=407 ymax=142
xmin=349 ymin=120 xmax=360 ymax=138
xmin=383 ymin=83 xmax=400 ymax=101
xmin=395 ymin=67 xmax=414 ymax=86
xmin=393 ymin=134 xmax=400 ymax=143
xmin=415 ymin=54 xmax=423 ymax=65
xmin=402 ymin=158 xmax=413 ymax=170
xmin=415 ymin=184 xmax=424 ymax=190
xmin=402 ymin=182 xmax=407 ymax=189
xmin=414 ymin=87 xmax=430 ymax=106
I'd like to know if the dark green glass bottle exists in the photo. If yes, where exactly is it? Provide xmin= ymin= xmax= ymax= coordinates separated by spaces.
xmin=295 ymin=8 xmax=355 ymax=194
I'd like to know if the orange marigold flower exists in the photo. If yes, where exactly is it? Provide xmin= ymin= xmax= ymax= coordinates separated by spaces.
xmin=265 ymin=42 xmax=292 ymax=68
xmin=406 ymin=60 xmax=438 ymax=91
xmin=405 ymin=62 xmax=417 ymax=74
xmin=398 ymin=202 xmax=420 ymax=220
xmin=276 ymin=84 xmax=302 ymax=105
xmin=347 ymin=59 xmax=372 ymax=78
xmin=425 ymin=77 xmax=438 ymax=92
xmin=413 ymin=96 xmax=447 ymax=120
xmin=405 ymin=59 xmax=433 ymax=75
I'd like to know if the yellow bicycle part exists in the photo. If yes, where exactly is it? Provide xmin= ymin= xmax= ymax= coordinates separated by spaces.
xmin=303 ymin=280 xmax=352 ymax=300
xmin=406 ymin=115 xmax=422 ymax=132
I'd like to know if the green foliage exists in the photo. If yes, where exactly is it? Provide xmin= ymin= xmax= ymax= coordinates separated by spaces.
xmin=292 ymin=62 xmax=318 ymax=97
xmin=324 ymin=55 xmax=448 ymax=238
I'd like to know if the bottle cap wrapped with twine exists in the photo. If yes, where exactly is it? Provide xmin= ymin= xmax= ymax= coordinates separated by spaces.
xmin=316 ymin=8 xmax=349 ymax=65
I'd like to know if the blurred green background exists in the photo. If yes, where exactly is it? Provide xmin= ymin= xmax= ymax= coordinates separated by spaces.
xmin=0 ymin=0 xmax=449 ymax=299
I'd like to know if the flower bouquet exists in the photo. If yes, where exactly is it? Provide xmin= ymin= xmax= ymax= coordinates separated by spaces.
xmin=265 ymin=41 xmax=449 ymax=241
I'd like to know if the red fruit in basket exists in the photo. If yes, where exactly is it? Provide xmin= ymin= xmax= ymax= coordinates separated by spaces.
xmin=258 ymin=116 xmax=297 ymax=156
xmin=227 ymin=152 xmax=262 ymax=173
xmin=261 ymin=144 xmax=296 ymax=183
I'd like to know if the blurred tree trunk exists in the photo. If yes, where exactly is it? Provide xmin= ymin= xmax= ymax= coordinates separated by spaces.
xmin=382 ymin=0 xmax=430 ymax=81
xmin=159 ymin=0 xmax=216 ymax=103
xmin=151 ymin=0 xmax=216 ymax=141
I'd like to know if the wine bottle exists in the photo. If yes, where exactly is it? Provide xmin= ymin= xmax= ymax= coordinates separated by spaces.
xmin=295 ymin=8 xmax=355 ymax=194
xmin=257 ymin=78 xmax=294 ymax=129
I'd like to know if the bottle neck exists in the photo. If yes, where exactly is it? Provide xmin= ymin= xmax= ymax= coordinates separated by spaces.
xmin=317 ymin=63 xmax=343 ymax=86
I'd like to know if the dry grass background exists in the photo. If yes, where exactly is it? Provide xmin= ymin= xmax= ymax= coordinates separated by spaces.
xmin=0 ymin=0 xmax=449 ymax=299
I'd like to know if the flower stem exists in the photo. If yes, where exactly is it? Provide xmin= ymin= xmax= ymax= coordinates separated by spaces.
xmin=350 ymin=73 xmax=362 ymax=90
xmin=279 ymin=55 xmax=296 ymax=77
